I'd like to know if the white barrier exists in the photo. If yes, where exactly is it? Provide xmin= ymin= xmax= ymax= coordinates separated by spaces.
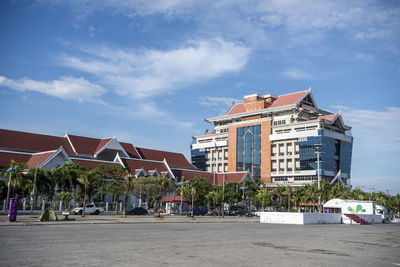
xmin=260 ymin=212 xmax=342 ymax=224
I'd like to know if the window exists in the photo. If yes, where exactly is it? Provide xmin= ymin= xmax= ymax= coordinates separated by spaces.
xmin=273 ymin=120 xmax=286 ymax=126
xmin=236 ymin=124 xmax=261 ymax=178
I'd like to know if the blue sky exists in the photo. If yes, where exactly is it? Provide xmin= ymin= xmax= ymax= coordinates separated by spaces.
xmin=0 ymin=0 xmax=399 ymax=193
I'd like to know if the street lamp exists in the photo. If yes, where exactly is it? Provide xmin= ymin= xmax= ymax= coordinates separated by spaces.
xmin=179 ymin=176 xmax=184 ymax=215
xmin=313 ymin=144 xmax=324 ymax=213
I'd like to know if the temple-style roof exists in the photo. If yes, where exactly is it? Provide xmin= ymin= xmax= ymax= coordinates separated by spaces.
xmin=0 ymin=129 xmax=75 ymax=155
xmin=269 ymin=91 xmax=307 ymax=108
xmin=136 ymin=147 xmax=197 ymax=169
xmin=67 ymin=134 xmax=113 ymax=155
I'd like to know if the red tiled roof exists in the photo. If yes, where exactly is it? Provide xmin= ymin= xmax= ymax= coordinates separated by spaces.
xmin=71 ymin=158 xmax=120 ymax=169
xmin=0 ymin=129 xmax=75 ymax=155
xmin=26 ymin=152 xmax=55 ymax=169
xmin=161 ymin=195 xmax=188 ymax=202
xmin=68 ymin=135 xmax=106 ymax=155
xmin=171 ymin=169 xmax=249 ymax=185
xmin=120 ymin=142 xmax=141 ymax=159
xmin=94 ymin=138 xmax=112 ymax=154
xmin=269 ymin=91 xmax=307 ymax=108
xmin=0 ymin=151 xmax=31 ymax=168
xmin=122 ymin=158 xmax=169 ymax=175
xmin=215 ymin=172 xmax=247 ymax=185
xmin=136 ymin=147 xmax=197 ymax=169
xmin=318 ymin=114 xmax=336 ymax=122
xmin=226 ymin=103 xmax=244 ymax=115
xmin=172 ymin=168 xmax=215 ymax=184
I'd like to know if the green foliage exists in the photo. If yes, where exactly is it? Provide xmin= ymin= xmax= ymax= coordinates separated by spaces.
xmin=178 ymin=177 xmax=212 ymax=207
xmin=206 ymin=187 xmax=223 ymax=210
xmin=223 ymin=183 xmax=241 ymax=204
xmin=38 ymin=209 xmax=58 ymax=221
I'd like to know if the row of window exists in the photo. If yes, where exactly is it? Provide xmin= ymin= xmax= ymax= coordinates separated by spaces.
xmin=273 ymin=120 xmax=286 ymax=126
xmin=272 ymin=176 xmax=317 ymax=182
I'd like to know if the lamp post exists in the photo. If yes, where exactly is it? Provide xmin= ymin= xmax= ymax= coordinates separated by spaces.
xmin=179 ymin=176 xmax=184 ymax=215
xmin=313 ymin=144 xmax=323 ymax=213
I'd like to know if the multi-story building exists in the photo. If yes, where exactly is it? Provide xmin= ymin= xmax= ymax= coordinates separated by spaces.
xmin=191 ymin=88 xmax=353 ymax=187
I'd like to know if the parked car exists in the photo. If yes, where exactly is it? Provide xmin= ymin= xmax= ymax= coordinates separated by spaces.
xmin=229 ymin=206 xmax=244 ymax=216
xmin=73 ymin=204 xmax=104 ymax=215
xmin=238 ymin=210 xmax=254 ymax=217
xmin=126 ymin=207 xmax=148 ymax=215
xmin=187 ymin=208 xmax=207 ymax=216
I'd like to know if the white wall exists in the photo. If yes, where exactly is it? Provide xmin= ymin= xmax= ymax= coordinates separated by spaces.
xmin=260 ymin=212 xmax=341 ymax=224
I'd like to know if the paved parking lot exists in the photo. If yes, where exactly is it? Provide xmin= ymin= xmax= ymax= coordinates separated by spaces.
xmin=0 ymin=218 xmax=399 ymax=266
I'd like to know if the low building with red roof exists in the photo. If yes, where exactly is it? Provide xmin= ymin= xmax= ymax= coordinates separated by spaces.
xmin=0 ymin=128 xmax=253 ymax=188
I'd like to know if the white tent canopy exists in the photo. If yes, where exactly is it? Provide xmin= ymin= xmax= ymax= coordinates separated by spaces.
xmin=323 ymin=199 xmax=345 ymax=209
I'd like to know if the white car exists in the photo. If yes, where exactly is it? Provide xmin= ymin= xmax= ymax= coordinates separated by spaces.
xmin=73 ymin=204 xmax=104 ymax=215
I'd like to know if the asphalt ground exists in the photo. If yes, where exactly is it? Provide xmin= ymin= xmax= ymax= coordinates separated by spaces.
xmin=0 ymin=215 xmax=399 ymax=266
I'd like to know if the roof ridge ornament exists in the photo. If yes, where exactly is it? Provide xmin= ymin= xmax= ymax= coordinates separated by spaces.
xmin=307 ymin=85 xmax=312 ymax=92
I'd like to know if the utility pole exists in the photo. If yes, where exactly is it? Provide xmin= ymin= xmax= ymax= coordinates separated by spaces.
xmin=222 ymin=173 xmax=225 ymax=218
xmin=30 ymin=166 xmax=38 ymax=214
xmin=313 ymin=144 xmax=323 ymax=213
xmin=179 ymin=176 xmax=184 ymax=215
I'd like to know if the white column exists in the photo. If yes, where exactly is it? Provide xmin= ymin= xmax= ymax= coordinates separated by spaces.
xmin=23 ymin=198 xmax=26 ymax=211
xmin=41 ymin=200 xmax=45 ymax=211
xmin=2 ymin=200 xmax=5 ymax=213
xmin=284 ymin=143 xmax=287 ymax=175
xmin=106 ymin=202 xmax=109 ymax=212
xmin=59 ymin=200 xmax=63 ymax=211
xmin=292 ymin=141 xmax=295 ymax=174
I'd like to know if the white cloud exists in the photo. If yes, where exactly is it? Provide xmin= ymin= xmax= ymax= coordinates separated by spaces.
xmin=199 ymin=96 xmax=240 ymax=107
xmin=333 ymin=105 xmax=400 ymax=143
xmin=0 ymin=75 xmax=106 ymax=102
xmin=42 ymin=0 xmax=400 ymax=47
xmin=59 ymin=38 xmax=250 ymax=99
xmin=282 ymin=68 xmax=312 ymax=80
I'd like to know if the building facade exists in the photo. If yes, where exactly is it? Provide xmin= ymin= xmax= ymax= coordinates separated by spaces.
xmin=191 ymin=88 xmax=353 ymax=187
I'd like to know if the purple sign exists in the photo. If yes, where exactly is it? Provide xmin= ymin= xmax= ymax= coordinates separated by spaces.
xmin=8 ymin=197 xmax=19 ymax=222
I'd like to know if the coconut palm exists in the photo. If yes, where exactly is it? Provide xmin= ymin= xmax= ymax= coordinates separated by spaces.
xmin=122 ymin=175 xmax=135 ymax=218
xmin=77 ymin=170 xmax=97 ymax=216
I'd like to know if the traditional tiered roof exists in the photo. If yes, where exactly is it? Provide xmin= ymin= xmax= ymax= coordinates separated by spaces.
xmin=0 ymin=128 xmax=253 ymax=185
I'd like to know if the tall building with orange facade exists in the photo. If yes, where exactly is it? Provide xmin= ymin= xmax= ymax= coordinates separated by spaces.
xmin=191 ymin=88 xmax=353 ymax=188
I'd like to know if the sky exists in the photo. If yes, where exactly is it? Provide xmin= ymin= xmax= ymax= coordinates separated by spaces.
xmin=0 ymin=0 xmax=399 ymax=194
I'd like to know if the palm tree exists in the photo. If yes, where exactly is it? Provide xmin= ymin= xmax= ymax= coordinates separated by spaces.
xmin=4 ymin=160 xmax=27 ymax=209
xmin=122 ymin=175 xmax=135 ymax=218
xmin=77 ymin=170 xmax=96 ymax=216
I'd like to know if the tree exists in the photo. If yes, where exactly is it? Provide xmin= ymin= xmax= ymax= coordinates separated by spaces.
xmin=77 ymin=170 xmax=97 ymax=216
xmin=4 ymin=160 xmax=27 ymax=208
xmin=206 ymin=187 xmax=223 ymax=216
xmin=178 ymin=177 xmax=212 ymax=208
xmin=122 ymin=175 xmax=135 ymax=218
xmin=132 ymin=177 xmax=162 ymax=211
xmin=224 ymin=183 xmax=241 ymax=205
xmin=52 ymin=162 xmax=85 ymax=193
xmin=156 ymin=177 xmax=174 ymax=217
xmin=255 ymin=186 xmax=272 ymax=210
